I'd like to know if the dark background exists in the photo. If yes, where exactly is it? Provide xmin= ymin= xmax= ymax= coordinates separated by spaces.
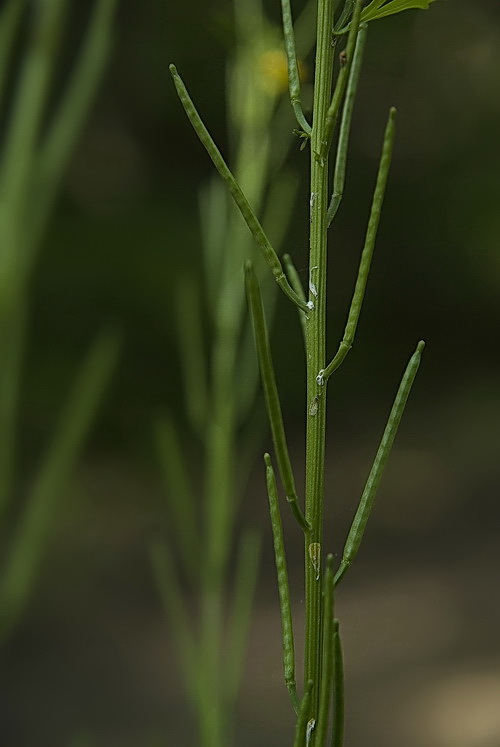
xmin=2 ymin=0 xmax=500 ymax=744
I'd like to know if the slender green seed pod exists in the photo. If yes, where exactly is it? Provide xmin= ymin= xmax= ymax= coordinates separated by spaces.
xmin=169 ymin=65 xmax=309 ymax=313
xmin=334 ymin=341 xmax=425 ymax=586
xmin=327 ymin=23 xmax=368 ymax=226
xmin=322 ymin=0 xmax=364 ymax=159
xmin=315 ymin=555 xmax=335 ymax=746
xmin=331 ymin=619 xmax=345 ymax=747
xmin=322 ymin=106 xmax=397 ymax=382
xmin=245 ymin=262 xmax=309 ymax=531
xmin=265 ymin=453 xmax=299 ymax=714
xmin=280 ymin=0 xmax=312 ymax=135
xmin=294 ymin=680 xmax=314 ymax=747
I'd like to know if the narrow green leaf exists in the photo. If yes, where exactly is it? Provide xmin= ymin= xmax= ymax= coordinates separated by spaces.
xmin=169 ymin=64 xmax=309 ymax=313
xmin=360 ymin=0 xmax=386 ymax=18
xmin=322 ymin=107 xmax=396 ymax=382
xmin=362 ymin=0 xmax=439 ymax=23
xmin=0 ymin=329 xmax=120 ymax=641
xmin=265 ymin=454 xmax=299 ymax=714
xmin=245 ymin=262 xmax=309 ymax=531
xmin=334 ymin=341 xmax=424 ymax=586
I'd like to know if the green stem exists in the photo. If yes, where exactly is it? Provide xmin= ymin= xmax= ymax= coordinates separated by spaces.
xmin=200 ymin=336 xmax=238 ymax=747
xmin=304 ymin=0 xmax=336 ymax=723
xmin=199 ymin=587 xmax=225 ymax=746
xmin=150 ymin=541 xmax=198 ymax=704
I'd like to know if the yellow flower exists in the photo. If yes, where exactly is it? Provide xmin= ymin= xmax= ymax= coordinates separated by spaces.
xmin=258 ymin=49 xmax=307 ymax=96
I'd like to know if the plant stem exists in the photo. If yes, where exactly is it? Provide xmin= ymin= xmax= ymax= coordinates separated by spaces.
xmin=304 ymin=0 xmax=336 ymax=721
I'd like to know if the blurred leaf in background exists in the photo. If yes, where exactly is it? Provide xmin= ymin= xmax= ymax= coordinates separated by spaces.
xmin=0 ymin=0 xmax=118 ymax=641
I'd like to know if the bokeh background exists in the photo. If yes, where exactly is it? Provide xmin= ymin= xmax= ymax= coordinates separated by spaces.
xmin=2 ymin=0 xmax=500 ymax=744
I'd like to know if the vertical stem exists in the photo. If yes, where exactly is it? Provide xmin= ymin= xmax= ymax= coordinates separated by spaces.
xmin=304 ymin=0 xmax=335 ymax=723
xmin=201 ymin=307 xmax=240 ymax=747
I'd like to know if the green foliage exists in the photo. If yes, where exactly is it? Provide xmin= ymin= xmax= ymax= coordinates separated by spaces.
xmin=158 ymin=3 xmax=315 ymax=744
xmin=362 ymin=0 xmax=440 ymax=22
xmin=170 ymin=0 xmax=441 ymax=743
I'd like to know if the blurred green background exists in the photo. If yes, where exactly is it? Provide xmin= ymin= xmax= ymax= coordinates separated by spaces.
xmin=2 ymin=0 xmax=500 ymax=745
